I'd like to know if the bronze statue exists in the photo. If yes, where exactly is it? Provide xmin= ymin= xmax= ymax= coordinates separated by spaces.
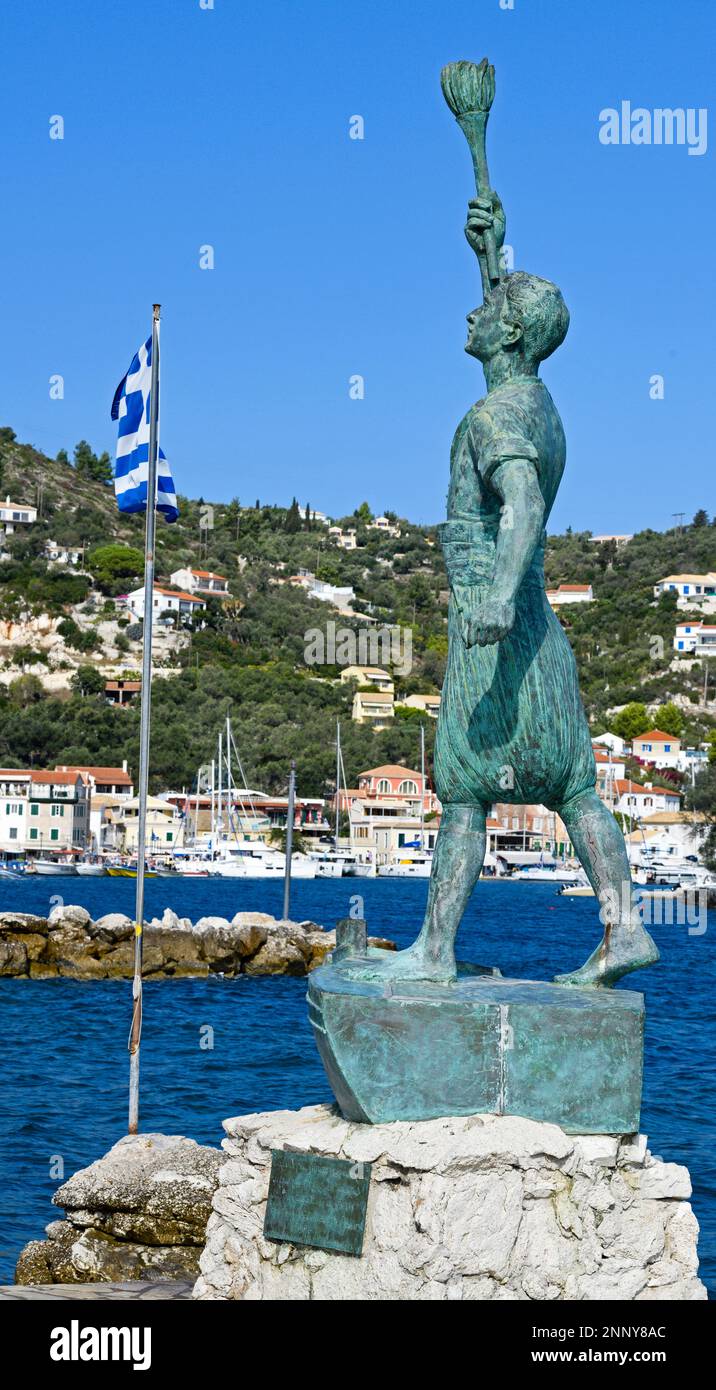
xmin=373 ymin=60 xmax=659 ymax=988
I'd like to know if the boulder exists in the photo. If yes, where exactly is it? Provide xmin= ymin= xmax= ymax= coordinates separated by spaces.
xmin=0 ymin=912 xmax=49 ymax=935
xmin=15 ymin=1133 xmax=223 ymax=1286
xmin=48 ymin=904 xmax=91 ymax=929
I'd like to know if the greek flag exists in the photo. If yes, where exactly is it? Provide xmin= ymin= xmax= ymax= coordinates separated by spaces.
xmin=111 ymin=334 xmax=178 ymax=522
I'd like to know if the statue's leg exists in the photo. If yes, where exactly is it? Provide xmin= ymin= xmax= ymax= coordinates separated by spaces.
xmin=362 ymin=803 xmax=487 ymax=982
xmin=553 ymin=788 xmax=659 ymax=987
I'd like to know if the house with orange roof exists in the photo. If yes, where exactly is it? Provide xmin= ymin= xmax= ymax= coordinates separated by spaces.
xmin=612 ymin=779 xmax=683 ymax=822
xmin=170 ymin=566 xmax=229 ymax=597
xmin=55 ymin=763 xmax=134 ymax=797
xmin=631 ymin=729 xmax=682 ymax=770
xmin=124 ymin=583 xmax=206 ymax=626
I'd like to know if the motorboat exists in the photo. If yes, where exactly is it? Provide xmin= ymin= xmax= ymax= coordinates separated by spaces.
xmin=377 ymin=850 xmax=433 ymax=878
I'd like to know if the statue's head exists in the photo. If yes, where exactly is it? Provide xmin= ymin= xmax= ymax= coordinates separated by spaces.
xmin=466 ymin=271 xmax=569 ymax=372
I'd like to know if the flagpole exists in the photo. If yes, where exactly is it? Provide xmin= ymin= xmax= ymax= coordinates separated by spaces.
xmin=128 ymin=303 xmax=161 ymax=1135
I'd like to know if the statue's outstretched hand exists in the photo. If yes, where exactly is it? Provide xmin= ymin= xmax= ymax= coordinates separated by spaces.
xmin=465 ymin=192 xmax=506 ymax=256
xmin=460 ymin=592 xmax=515 ymax=647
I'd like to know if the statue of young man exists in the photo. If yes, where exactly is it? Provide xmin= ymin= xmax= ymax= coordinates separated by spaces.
xmin=374 ymin=195 xmax=659 ymax=988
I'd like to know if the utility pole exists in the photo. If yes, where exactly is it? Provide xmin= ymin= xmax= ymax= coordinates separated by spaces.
xmin=672 ymin=512 xmax=685 ymax=534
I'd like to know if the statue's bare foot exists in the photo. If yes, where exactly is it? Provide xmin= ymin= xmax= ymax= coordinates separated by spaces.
xmin=345 ymin=941 xmax=457 ymax=984
xmin=554 ymin=924 xmax=660 ymax=989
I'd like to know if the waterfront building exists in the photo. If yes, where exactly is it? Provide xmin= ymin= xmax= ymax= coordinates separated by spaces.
xmin=26 ymin=770 xmax=91 ymax=857
xmin=116 ymin=796 xmax=180 ymax=858
xmin=0 ymin=769 xmax=32 ymax=856
xmin=55 ymin=763 xmax=134 ymax=797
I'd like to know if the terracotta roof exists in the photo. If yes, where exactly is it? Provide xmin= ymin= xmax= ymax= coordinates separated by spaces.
xmin=634 ymin=730 xmax=681 ymax=743
xmin=152 ymin=586 xmax=204 ymax=603
xmin=56 ymin=765 xmax=132 ymax=784
xmin=553 ymin=584 xmax=592 ymax=592
xmin=191 ymin=569 xmax=227 ymax=581
xmin=30 ymin=770 xmax=84 ymax=785
xmin=0 ymin=769 xmax=31 ymax=777
xmin=613 ymin=779 xmax=682 ymax=798
xmin=359 ymin=765 xmax=424 ymax=780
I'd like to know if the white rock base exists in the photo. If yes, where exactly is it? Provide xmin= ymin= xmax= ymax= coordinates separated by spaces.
xmin=194 ymin=1104 xmax=706 ymax=1301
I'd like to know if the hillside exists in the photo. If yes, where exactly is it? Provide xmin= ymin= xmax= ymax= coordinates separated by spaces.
xmin=0 ymin=425 xmax=715 ymax=801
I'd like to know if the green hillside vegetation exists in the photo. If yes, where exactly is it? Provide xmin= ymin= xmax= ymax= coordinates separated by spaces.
xmin=0 ymin=428 xmax=715 ymax=834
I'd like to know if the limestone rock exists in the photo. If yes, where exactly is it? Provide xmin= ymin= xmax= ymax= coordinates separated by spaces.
xmin=15 ymin=1133 xmax=223 ymax=1286
xmin=195 ymin=1103 xmax=707 ymax=1302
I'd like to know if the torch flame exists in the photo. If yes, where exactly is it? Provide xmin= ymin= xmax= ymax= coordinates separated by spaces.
xmin=440 ymin=58 xmax=495 ymax=117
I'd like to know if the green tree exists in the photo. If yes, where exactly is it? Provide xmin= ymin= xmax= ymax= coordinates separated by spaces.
xmin=8 ymin=674 xmax=44 ymax=707
xmin=611 ymin=702 xmax=649 ymax=741
xmin=655 ymin=702 xmax=684 ymax=738
xmin=72 ymin=665 xmax=105 ymax=696
xmin=692 ymin=509 xmax=709 ymax=528
xmin=88 ymin=543 xmax=145 ymax=593
xmin=74 ymin=440 xmax=113 ymax=485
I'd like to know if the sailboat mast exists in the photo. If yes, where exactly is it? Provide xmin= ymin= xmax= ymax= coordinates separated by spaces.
xmin=420 ymin=723 xmax=425 ymax=849
xmin=335 ymin=720 xmax=341 ymax=851
xmin=226 ymin=715 xmax=232 ymax=838
xmin=217 ymin=730 xmax=223 ymax=837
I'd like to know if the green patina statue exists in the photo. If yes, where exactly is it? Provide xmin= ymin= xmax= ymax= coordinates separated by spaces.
xmin=307 ymin=61 xmax=654 ymax=1130
xmin=370 ymin=60 xmax=659 ymax=990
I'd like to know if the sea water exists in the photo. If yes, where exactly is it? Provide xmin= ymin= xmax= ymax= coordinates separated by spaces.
xmin=0 ymin=876 xmax=713 ymax=1294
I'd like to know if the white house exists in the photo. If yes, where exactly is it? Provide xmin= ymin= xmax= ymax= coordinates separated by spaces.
xmin=397 ymin=693 xmax=442 ymax=719
xmin=368 ymin=516 xmax=401 ymax=539
xmin=590 ymin=534 xmax=633 ymax=547
xmin=297 ymin=506 xmax=329 ymax=525
xmin=289 ymin=570 xmax=355 ymax=610
xmin=328 ymin=526 xmax=358 ymax=551
xmin=44 ymin=540 xmax=83 ymax=565
xmin=631 ymin=729 xmax=682 ymax=770
xmin=654 ymin=574 xmax=716 ymax=612
xmin=0 ymin=496 xmax=37 ymax=536
xmin=674 ymin=622 xmax=716 ymax=656
xmin=546 ymin=584 xmax=594 ymax=607
xmin=628 ymin=810 xmax=707 ymax=860
xmin=592 ymin=732 xmax=626 ymax=756
xmin=0 ymin=770 xmax=31 ymax=856
xmin=169 ymin=567 xmax=229 ymax=598
xmin=340 ymin=665 xmax=394 ymax=693
xmin=125 ymin=584 xmax=206 ymax=625
xmin=613 ymin=780 xmax=683 ymax=821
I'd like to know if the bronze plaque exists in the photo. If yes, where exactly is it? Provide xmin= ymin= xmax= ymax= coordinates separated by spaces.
xmin=264 ymin=1149 xmax=371 ymax=1256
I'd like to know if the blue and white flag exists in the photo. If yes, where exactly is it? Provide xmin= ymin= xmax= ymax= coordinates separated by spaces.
xmin=111 ymin=334 xmax=178 ymax=522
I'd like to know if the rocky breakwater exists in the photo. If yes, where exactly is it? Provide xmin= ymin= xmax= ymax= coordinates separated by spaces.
xmin=16 ymin=1134 xmax=222 ymax=1285
xmin=0 ymin=905 xmax=394 ymax=979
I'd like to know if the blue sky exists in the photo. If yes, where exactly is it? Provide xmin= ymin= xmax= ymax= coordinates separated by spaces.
xmin=0 ymin=0 xmax=713 ymax=532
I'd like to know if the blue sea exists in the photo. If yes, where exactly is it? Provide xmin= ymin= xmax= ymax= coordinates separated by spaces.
xmin=0 ymin=876 xmax=713 ymax=1295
